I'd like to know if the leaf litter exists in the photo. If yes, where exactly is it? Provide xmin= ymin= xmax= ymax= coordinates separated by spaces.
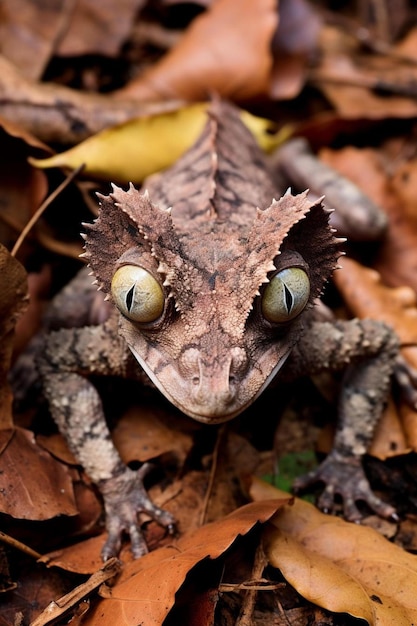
xmin=3 ymin=1 xmax=417 ymax=625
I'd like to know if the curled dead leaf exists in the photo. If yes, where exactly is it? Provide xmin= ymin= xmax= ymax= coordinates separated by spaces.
xmin=0 ymin=427 xmax=77 ymax=520
xmin=115 ymin=0 xmax=278 ymax=102
xmin=251 ymin=478 xmax=417 ymax=625
xmin=80 ymin=500 xmax=286 ymax=626
xmin=0 ymin=55 xmax=183 ymax=145
xmin=333 ymin=255 xmax=417 ymax=346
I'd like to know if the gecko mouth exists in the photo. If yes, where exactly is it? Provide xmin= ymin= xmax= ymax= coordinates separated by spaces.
xmin=129 ymin=344 xmax=291 ymax=425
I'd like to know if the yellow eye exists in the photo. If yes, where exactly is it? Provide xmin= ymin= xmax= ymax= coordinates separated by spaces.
xmin=261 ymin=267 xmax=310 ymax=323
xmin=111 ymin=265 xmax=164 ymax=323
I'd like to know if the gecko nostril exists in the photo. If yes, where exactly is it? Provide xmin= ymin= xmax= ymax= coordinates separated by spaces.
xmin=192 ymin=376 xmax=200 ymax=385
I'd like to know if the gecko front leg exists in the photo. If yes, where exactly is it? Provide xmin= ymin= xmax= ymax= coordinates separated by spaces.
xmin=38 ymin=314 xmax=175 ymax=560
xmin=288 ymin=317 xmax=399 ymax=521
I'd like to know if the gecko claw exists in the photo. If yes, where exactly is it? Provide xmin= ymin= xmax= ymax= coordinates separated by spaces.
xmin=293 ymin=452 xmax=397 ymax=522
xmin=99 ymin=465 xmax=176 ymax=560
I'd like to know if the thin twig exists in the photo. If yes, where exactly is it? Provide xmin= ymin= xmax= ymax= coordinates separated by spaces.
xmin=11 ymin=163 xmax=85 ymax=258
xmin=30 ymin=558 xmax=121 ymax=626
xmin=0 ymin=530 xmax=42 ymax=559
xmin=199 ymin=424 xmax=226 ymax=526
xmin=235 ymin=544 xmax=269 ymax=626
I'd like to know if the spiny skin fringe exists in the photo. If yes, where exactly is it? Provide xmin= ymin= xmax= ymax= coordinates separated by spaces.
xmin=81 ymin=221 xmax=96 ymax=231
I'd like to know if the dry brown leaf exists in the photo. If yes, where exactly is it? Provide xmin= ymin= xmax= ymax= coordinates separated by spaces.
xmin=333 ymin=255 xmax=417 ymax=346
xmin=42 ymin=470 xmax=210 ymax=574
xmin=0 ymin=55 xmax=183 ymax=145
xmin=112 ymin=404 xmax=194 ymax=465
xmin=0 ymin=427 xmax=77 ymax=520
xmin=319 ymin=144 xmax=417 ymax=292
xmin=313 ymin=25 xmax=417 ymax=119
xmin=0 ymin=0 xmax=147 ymax=80
xmin=251 ymin=478 xmax=417 ymax=625
xmin=374 ymin=157 xmax=417 ymax=292
xmin=0 ymin=116 xmax=49 ymax=255
xmin=115 ymin=0 xmax=278 ymax=102
xmin=203 ymin=431 xmax=261 ymax=524
xmin=0 ymin=0 xmax=71 ymax=80
xmin=41 ymin=534 xmax=117 ymax=575
xmin=78 ymin=499 xmax=285 ymax=626
xmin=0 ymin=245 xmax=28 ymax=429
xmin=333 ymin=256 xmax=417 ymax=454
xmin=12 ymin=266 xmax=52 ymax=358
xmin=56 ymin=0 xmax=146 ymax=58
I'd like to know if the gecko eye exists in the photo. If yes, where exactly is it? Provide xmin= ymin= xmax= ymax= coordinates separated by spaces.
xmin=261 ymin=267 xmax=310 ymax=323
xmin=111 ymin=265 xmax=164 ymax=323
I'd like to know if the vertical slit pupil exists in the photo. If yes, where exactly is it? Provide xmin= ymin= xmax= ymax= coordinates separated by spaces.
xmin=283 ymin=283 xmax=293 ymax=313
xmin=126 ymin=285 xmax=135 ymax=311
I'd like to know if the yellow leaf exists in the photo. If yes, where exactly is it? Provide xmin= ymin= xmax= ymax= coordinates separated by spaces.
xmin=28 ymin=103 xmax=290 ymax=184
xmin=251 ymin=478 xmax=417 ymax=625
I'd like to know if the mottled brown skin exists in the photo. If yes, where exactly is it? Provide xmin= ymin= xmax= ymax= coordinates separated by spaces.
xmin=37 ymin=101 xmax=408 ymax=560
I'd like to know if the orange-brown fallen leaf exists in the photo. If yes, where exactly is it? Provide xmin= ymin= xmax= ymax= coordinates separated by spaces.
xmin=251 ymin=478 xmax=417 ymax=625
xmin=319 ymin=144 xmax=417 ymax=293
xmin=79 ymin=500 xmax=286 ymax=626
xmin=375 ymin=156 xmax=417 ymax=293
xmin=112 ymin=403 xmax=194 ymax=465
xmin=332 ymin=256 xmax=417 ymax=453
xmin=115 ymin=0 xmax=278 ymax=102
xmin=0 ymin=427 xmax=77 ymax=520
xmin=333 ymin=255 xmax=417 ymax=347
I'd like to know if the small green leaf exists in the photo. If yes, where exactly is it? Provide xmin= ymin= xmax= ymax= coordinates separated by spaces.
xmin=264 ymin=450 xmax=318 ymax=502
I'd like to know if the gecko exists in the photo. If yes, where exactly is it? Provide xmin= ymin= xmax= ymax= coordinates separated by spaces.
xmin=35 ymin=100 xmax=416 ymax=560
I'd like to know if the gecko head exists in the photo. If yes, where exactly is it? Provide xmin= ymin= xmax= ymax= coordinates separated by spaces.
xmin=83 ymin=180 xmax=341 ymax=423
xmin=111 ymin=252 xmax=312 ymax=423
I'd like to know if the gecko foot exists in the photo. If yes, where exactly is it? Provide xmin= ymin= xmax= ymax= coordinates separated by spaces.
xmin=99 ymin=463 xmax=176 ymax=561
xmin=292 ymin=453 xmax=397 ymax=522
